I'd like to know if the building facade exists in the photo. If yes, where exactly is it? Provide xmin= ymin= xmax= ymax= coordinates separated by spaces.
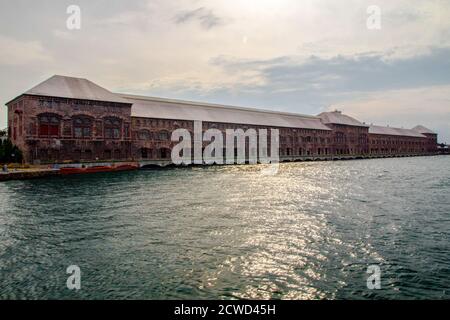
xmin=5 ymin=75 xmax=438 ymax=164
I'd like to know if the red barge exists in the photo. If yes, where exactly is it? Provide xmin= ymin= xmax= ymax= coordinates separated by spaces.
xmin=60 ymin=164 xmax=139 ymax=175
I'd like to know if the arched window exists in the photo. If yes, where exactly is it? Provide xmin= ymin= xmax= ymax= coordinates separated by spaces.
xmin=159 ymin=148 xmax=170 ymax=159
xmin=104 ymin=118 xmax=122 ymax=139
xmin=159 ymin=130 xmax=169 ymax=141
xmin=141 ymin=148 xmax=153 ymax=159
xmin=336 ymin=132 xmax=345 ymax=143
xmin=73 ymin=116 xmax=93 ymax=138
xmin=38 ymin=114 xmax=60 ymax=137
xmin=138 ymin=130 xmax=151 ymax=140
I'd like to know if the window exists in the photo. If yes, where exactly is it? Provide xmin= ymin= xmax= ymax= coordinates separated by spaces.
xmin=39 ymin=114 xmax=60 ymax=137
xmin=336 ymin=132 xmax=345 ymax=143
xmin=104 ymin=118 xmax=122 ymax=139
xmin=73 ymin=117 xmax=92 ymax=138
xmin=139 ymin=130 xmax=150 ymax=140
xmin=159 ymin=148 xmax=169 ymax=159
xmin=82 ymin=150 xmax=93 ymax=160
xmin=159 ymin=130 xmax=169 ymax=141
xmin=141 ymin=148 xmax=152 ymax=159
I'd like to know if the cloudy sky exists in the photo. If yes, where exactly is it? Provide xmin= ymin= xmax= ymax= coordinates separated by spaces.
xmin=1 ymin=0 xmax=449 ymax=141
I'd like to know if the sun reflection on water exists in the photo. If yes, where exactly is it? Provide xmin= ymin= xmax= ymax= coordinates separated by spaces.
xmin=1 ymin=157 xmax=449 ymax=299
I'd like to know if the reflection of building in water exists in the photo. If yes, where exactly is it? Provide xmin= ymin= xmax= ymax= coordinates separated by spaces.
xmin=5 ymin=75 xmax=439 ymax=164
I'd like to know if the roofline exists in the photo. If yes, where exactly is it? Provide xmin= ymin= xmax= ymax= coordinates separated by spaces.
xmin=6 ymin=93 xmax=133 ymax=106
xmin=370 ymin=124 xmax=422 ymax=131
xmin=120 ymin=93 xmax=321 ymax=121
xmin=5 ymin=94 xmax=25 ymax=106
xmin=6 ymin=74 xmax=65 ymax=105
xmin=317 ymin=112 xmax=370 ymax=128
xmin=369 ymin=125 xmax=427 ymax=138
xmin=369 ymin=132 xmax=426 ymax=138
xmin=413 ymin=128 xmax=437 ymax=135
xmin=412 ymin=125 xmax=436 ymax=133
xmin=129 ymin=114 xmax=333 ymax=131
xmin=321 ymin=121 xmax=370 ymax=128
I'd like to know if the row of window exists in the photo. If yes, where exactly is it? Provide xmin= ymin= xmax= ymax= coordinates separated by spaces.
xmin=38 ymin=98 xmax=125 ymax=109
xmin=135 ymin=118 xmax=189 ymax=128
xmin=38 ymin=114 xmax=126 ymax=139
xmin=37 ymin=149 xmax=127 ymax=161
xmin=138 ymin=130 xmax=170 ymax=141
xmin=140 ymin=148 xmax=171 ymax=159
xmin=134 ymin=119 xmax=335 ymax=137
xmin=281 ymin=148 xmax=369 ymax=156
xmin=371 ymin=148 xmax=426 ymax=154
xmin=35 ymin=114 xmax=426 ymax=147
xmin=371 ymin=139 xmax=425 ymax=145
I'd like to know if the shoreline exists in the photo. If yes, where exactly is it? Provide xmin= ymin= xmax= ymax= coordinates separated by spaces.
xmin=0 ymin=153 xmax=445 ymax=182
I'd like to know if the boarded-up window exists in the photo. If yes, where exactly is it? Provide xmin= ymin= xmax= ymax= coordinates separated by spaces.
xmin=104 ymin=118 xmax=121 ymax=139
xmin=73 ymin=117 xmax=92 ymax=138
xmin=39 ymin=114 xmax=60 ymax=137
xmin=139 ymin=130 xmax=150 ymax=140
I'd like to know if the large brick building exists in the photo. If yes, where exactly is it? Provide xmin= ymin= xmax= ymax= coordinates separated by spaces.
xmin=5 ymin=75 xmax=438 ymax=164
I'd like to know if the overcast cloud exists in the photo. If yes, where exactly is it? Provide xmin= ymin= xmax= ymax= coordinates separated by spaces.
xmin=1 ymin=0 xmax=449 ymax=141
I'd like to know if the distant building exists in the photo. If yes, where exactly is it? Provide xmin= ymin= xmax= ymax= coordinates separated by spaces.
xmin=438 ymin=143 xmax=449 ymax=155
xmin=4 ymin=75 xmax=439 ymax=164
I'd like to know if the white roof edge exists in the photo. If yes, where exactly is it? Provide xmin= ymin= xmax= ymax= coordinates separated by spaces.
xmin=119 ymin=93 xmax=321 ymax=120
xmin=23 ymin=75 xmax=131 ymax=104
xmin=369 ymin=125 xmax=427 ymax=138
xmin=318 ymin=111 xmax=370 ymax=127
xmin=412 ymin=125 xmax=436 ymax=134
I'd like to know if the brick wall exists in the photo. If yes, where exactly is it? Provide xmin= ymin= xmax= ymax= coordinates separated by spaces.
xmin=8 ymin=95 xmax=132 ymax=164
xmin=7 ymin=94 xmax=435 ymax=164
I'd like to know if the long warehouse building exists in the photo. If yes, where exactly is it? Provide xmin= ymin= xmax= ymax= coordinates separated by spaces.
xmin=5 ymin=75 xmax=438 ymax=164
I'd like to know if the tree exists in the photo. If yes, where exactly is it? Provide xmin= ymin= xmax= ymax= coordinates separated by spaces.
xmin=0 ymin=138 xmax=23 ymax=164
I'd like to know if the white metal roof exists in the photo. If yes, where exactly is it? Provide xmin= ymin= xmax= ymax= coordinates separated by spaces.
xmin=24 ymin=75 xmax=130 ymax=104
xmin=122 ymin=94 xmax=332 ymax=130
xmin=412 ymin=125 xmax=436 ymax=134
xmin=318 ymin=111 xmax=369 ymax=127
xmin=369 ymin=125 xmax=426 ymax=138
xmin=15 ymin=76 xmax=434 ymax=136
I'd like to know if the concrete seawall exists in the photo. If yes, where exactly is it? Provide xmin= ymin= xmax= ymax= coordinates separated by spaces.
xmin=0 ymin=169 xmax=60 ymax=182
xmin=0 ymin=153 xmax=441 ymax=182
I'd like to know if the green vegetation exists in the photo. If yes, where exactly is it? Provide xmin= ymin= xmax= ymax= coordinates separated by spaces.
xmin=0 ymin=138 xmax=23 ymax=164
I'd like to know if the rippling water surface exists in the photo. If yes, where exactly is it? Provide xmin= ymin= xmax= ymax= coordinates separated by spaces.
xmin=1 ymin=156 xmax=449 ymax=299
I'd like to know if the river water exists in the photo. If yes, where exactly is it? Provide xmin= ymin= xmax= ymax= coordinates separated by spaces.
xmin=0 ymin=156 xmax=449 ymax=299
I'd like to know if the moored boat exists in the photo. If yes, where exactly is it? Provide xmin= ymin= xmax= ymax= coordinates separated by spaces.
xmin=60 ymin=164 xmax=139 ymax=175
